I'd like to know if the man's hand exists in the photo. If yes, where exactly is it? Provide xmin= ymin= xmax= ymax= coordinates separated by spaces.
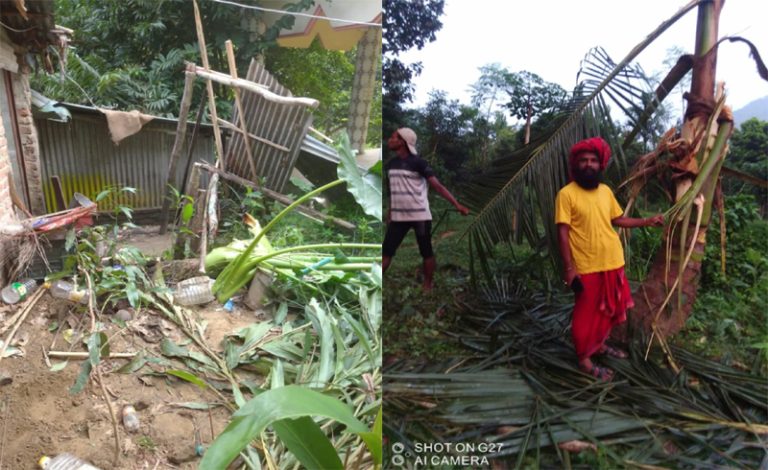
xmin=646 ymin=214 xmax=664 ymax=227
xmin=385 ymin=209 xmax=391 ymax=225
xmin=563 ymin=267 xmax=578 ymax=286
xmin=456 ymin=204 xmax=470 ymax=216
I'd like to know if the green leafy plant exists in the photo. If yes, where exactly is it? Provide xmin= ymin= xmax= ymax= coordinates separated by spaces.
xmin=165 ymin=185 xmax=196 ymax=259
xmin=200 ymin=386 xmax=381 ymax=469
xmin=212 ymin=133 xmax=381 ymax=302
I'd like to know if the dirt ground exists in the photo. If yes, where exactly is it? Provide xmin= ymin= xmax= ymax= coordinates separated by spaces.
xmin=0 ymin=291 xmax=264 ymax=469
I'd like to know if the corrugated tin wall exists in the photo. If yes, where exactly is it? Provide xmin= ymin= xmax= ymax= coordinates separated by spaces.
xmin=225 ymin=60 xmax=314 ymax=192
xmin=36 ymin=110 xmax=215 ymax=212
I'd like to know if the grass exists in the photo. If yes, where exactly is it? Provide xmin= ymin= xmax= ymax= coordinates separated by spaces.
xmin=137 ymin=435 xmax=157 ymax=451
xmin=383 ymin=199 xmax=476 ymax=360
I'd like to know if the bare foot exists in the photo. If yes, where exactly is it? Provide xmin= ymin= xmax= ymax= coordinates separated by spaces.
xmin=578 ymin=359 xmax=614 ymax=381
xmin=599 ymin=345 xmax=628 ymax=359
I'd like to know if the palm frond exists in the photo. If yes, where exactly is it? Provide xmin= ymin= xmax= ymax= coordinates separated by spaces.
xmin=459 ymin=0 xmax=703 ymax=276
xmin=384 ymin=282 xmax=767 ymax=468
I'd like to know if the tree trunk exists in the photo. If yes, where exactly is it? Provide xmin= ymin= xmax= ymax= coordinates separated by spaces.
xmin=524 ymin=103 xmax=532 ymax=145
xmin=617 ymin=0 xmax=725 ymax=341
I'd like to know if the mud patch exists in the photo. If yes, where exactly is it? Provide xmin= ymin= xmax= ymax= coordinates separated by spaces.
xmin=0 ymin=294 xmax=259 ymax=469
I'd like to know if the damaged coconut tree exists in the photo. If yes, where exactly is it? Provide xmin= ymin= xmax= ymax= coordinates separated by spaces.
xmin=613 ymin=0 xmax=768 ymax=351
xmin=460 ymin=0 xmax=766 ymax=356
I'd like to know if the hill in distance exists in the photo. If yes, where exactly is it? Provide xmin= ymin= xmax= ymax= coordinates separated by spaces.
xmin=733 ymin=95 xmax=768 ymax=127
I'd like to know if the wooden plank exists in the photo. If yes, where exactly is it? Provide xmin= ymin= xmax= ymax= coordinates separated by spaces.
xmin=159 ymin=68 xmax=196 ymax=235
xmin=225 ymin=40 xmax=260 ymax=181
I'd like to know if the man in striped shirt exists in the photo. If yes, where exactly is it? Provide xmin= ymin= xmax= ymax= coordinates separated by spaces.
xmin=383 ymin=128 xmax=469 ymax=291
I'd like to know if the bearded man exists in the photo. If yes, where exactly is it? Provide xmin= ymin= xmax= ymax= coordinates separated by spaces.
xmin=555 ymin=137 xmax=664 ymax=380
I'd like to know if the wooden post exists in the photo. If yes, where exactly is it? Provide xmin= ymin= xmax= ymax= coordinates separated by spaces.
xmin=192 ymin=0 xmax=226 ymax=170
xmin=225 ymin=40 xmax=260 ymax=182
xmin=159 ymin=67 xmax=196 ymax=235
xmin=188 ymin=188 xmax=207 ymax=256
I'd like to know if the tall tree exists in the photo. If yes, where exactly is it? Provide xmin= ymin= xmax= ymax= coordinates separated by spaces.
xmin=470 ymin=63 xmax=509 ymax=117
xmin=470 ymin=63 xmax=511 ymax=162
xmin=504 ymin=71 xmax=567 ymax=145
xmin=382 ymin=0 xmax=445 ymax=135
xmin=418 ymin=90 xmax=473 ymax=174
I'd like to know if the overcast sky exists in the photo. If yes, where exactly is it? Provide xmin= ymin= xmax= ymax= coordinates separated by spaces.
xmin=399 ymin=0 xmax=768 ymax=118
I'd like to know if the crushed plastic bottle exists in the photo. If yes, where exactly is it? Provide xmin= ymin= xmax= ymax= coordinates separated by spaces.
xmin=1 ymin=278 xmax=38 ymax=304
xmin=122 ymin=405 xmax=140 ymax=433
xmin=48 ymin=280 xmax=90 ymax=304
xmin=38 ymin=453 xmax=101 ymax=470
xmin=174 ymin=276 xmax=215 ymax=306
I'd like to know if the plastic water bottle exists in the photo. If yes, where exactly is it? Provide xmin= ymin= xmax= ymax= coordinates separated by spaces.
xmin=48 ymin=280 xmax=90 ymax=304
xmin=38 ymin=453 xmax=101 ymax=469
xmin=174 ymin=276 xmax=215 ymax=306
xmin=122 ymin=405 xmax=140 ymax=433
xmin=1 ymin=278 xmax=37 ymax=304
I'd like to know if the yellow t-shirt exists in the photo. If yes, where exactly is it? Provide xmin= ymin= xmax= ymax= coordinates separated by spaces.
xmin=555 ymin=182 xmax=625 ymax=275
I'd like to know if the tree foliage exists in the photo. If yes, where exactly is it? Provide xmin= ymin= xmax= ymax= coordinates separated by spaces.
xmin=382 ymin=0 xmax=445 ymax=136
xmin=724 ymin=118 xmax=768 ymax=209
xmin=266 ymin=39 xmax=382 ymax=145
xmin=33 ymin=0 xmax=370 ymax=136
xmin=470 ymin=63 xmax=509 ymax=115
xmin=504 ymin=71 xmax=567 ymax=124
xmin=471 ymin=65 xmax=568 ymax=145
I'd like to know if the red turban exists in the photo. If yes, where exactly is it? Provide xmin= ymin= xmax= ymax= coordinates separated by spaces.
xmin=568 ymin=137 xmax=612 ymax=176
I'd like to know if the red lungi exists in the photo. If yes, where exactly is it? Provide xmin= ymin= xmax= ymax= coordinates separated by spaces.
xmin=572 ymin=267 xmax=634 ymax=360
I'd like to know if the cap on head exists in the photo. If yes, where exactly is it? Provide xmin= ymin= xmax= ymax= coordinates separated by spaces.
xmin=396 ymin=127 xmax=418 ymax=155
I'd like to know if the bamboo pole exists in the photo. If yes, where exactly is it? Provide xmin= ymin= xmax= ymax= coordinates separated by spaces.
xmin=47 ymin=351 xmax=136 ymax=359
xmin=192 ymin=0 xmax=225 ymax=170
xmin=193 ymin=67 xmax=319 ymax=108
xmin=225 ymin=40 xmax=260 ymax=182
xmin=0 ymin=288 xmax=45 ymax=367
xmin=308 ymin=127 xmax=334 ymax=143
xmin=191 ymin=1 xmax=224 ymax=273
xmin=194 ymin=162 xmax=356 ymax=231
xmin=159 ymin=67 xmax=197 ymax=235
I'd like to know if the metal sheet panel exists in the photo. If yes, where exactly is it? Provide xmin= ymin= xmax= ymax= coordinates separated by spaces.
xmin=35 ymin=109 xmax=215 ymax=213
xmin=225 ymin=60 xmax=314 ymax=192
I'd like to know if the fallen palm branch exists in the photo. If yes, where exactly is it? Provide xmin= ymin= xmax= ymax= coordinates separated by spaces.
xmin=384 ymin=284 xmax=767 ymax=468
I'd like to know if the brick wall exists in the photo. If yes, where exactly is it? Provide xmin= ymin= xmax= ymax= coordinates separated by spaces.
xmin=0 ymin=108 xmax=12 ymax=220
xmin=0 ymin=30 xmax=14 ymax=223
xmin=0 ymin=99 xmax=14 ymax=287
xmin=11 ymin=71 xmax=44 ymax=214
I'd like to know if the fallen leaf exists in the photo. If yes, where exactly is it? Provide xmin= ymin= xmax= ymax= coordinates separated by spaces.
xmin=63 ymin=328 xmax=76 ymax=344
xmin=558 ymin=440 xmax=597 ymax=453
xmin=50 ymin=361 xmax=69 ymax=372
xmin=496 ymin=426 xmax=520 ymax=435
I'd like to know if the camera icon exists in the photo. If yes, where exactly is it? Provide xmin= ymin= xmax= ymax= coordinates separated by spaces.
xmin=391 ymin=442 xmax=406 ymax=467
